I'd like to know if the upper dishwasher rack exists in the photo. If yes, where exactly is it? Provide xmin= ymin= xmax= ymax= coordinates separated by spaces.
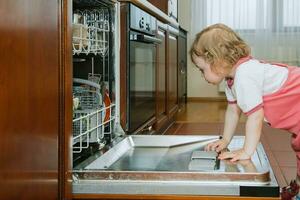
xmin=72 ymin=8 xmax=110 ymax=56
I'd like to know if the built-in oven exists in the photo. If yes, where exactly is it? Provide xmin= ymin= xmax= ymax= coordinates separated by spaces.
xmin=127 ymin=4 xmax=161 ymax=133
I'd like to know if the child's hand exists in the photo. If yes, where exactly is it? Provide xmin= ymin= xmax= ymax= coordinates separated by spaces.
xmin=218 ymin=148 xmax=251 ymax=162
xmin=205 ymin=138 xmax=229 ymax=153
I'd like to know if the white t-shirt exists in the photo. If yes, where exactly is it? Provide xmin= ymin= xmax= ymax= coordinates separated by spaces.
xmin=225 ymin=59 xmax=288 ymax=115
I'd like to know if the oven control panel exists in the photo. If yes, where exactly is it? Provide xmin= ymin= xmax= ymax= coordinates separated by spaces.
xmin=130 ymin=4 xmax=157 ymax=36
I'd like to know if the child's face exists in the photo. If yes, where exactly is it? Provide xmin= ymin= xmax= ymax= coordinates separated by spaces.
xmin=192 ymin=54 xmax=224 ymax=85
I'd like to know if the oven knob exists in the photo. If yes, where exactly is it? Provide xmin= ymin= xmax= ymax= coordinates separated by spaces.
xmin=139 ymin=18 xmax=144 ymax=29
xmin=146 ymin=23 xmax=150 ymax=31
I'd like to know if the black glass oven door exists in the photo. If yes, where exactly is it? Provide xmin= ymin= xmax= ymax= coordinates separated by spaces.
xmin=128 ymin=34 xmax=157 ymax=133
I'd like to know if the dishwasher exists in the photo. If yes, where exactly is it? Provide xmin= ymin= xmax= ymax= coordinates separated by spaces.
xmin=71 ymin=1 xmax=279 ymax=198
xmin=71 ymin=0 xmax=121 ymax=168
xmin=73 ymin=135 xmax=279 ymax=197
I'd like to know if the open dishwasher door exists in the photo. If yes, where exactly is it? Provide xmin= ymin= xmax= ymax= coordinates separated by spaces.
xmin=73 ymin=135 xmax=279 ymax=197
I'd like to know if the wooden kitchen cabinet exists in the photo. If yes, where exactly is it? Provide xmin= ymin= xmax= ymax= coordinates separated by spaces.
xmin=148 ymin=0 xmax=168 ymax=14
xmin=0 ymin=0 xmax=72 ymax=199
xmin=154 ymin=24 xmax=179 ymax=133
xmin=148 ymin=0 xmax=178 ymax=21
xmin=167 ymin=25 xmax=179 ymax=119
xmin=178 ymin=27 xmax=188 ymax=109
xmin=155 ymin=22 xmax=169 ymax=132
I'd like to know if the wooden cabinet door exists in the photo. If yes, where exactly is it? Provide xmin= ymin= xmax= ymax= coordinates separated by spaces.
xmin=148 ymin=0 xmax=168 ymax=14
xmin=147 ymin=0 xmax=177 ymax=21
xmin=178 ymin=28 xmax=187 ymax=108
xmin=167 ymin=30 xmax=178 ymax=118
xmin=0 ymin=0 xmax=71 ymax=199
xmin=155 ymin=25 xmax=168 ymax=131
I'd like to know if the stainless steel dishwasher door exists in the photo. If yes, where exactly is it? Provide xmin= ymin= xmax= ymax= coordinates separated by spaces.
xmin=73 ymin=135 xmax=279 ymax=197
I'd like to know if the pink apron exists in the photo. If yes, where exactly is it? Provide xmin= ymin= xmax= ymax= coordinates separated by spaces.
xmin=235 ymin=56 xmax=300 ymax=176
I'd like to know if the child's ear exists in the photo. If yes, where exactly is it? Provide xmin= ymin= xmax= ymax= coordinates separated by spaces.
xmin=212 ymin=60 xmax=231 ymax=76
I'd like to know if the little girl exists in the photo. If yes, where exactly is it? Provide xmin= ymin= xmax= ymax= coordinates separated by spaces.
xmin=190 ymin=23 xmax=300 ymax=199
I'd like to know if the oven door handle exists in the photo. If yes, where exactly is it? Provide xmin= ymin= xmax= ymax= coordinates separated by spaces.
xmin=130 ymin=34 xmax=162 ymax=44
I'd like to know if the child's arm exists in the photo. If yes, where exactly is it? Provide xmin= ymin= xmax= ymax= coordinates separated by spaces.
xmin=244 ymin=108 xmax=264 ymax=156
xmin=218 ymin=108 xmax=264 ymax=161
xmin=222 ymin=103 xmax=241 ymax=148
xmin=205 ymin=103 xmax=241 ymax=152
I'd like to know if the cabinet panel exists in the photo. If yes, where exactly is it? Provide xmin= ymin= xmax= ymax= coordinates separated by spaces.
xmin=155 ymin=26 xmax=168 ymax=130
xmin=148 ymin=0 xmax=168 ymax=14
xmin=0 ymin=0 xmax=63 ymax=199
xmin=147 ymin=0 xmax=177 ymax=21
xmin=167 ymin=32 xmax=178 ymax=117
xmin=178 ymin=28 xmax=187 ymax=108
xmin=120 ymin=3 xmax=128 ymax=131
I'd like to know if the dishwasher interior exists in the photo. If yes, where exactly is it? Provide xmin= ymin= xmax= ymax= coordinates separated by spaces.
xmin=72 ymin=0 xmax=120 ymax=166
xmin=71 ymin=1 xmax=279 ymax=198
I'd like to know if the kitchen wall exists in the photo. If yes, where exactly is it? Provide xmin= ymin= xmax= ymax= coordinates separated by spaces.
xmin=178 ymin=0 xmax=225 ymax=98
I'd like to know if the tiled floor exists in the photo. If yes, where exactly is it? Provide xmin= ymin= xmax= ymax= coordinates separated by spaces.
xmin=166 ymin=101 xmax=297 ymax=188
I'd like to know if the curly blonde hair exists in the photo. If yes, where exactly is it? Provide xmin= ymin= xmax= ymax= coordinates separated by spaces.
xmin=190 ymin=23 xmax=250 ymax=75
